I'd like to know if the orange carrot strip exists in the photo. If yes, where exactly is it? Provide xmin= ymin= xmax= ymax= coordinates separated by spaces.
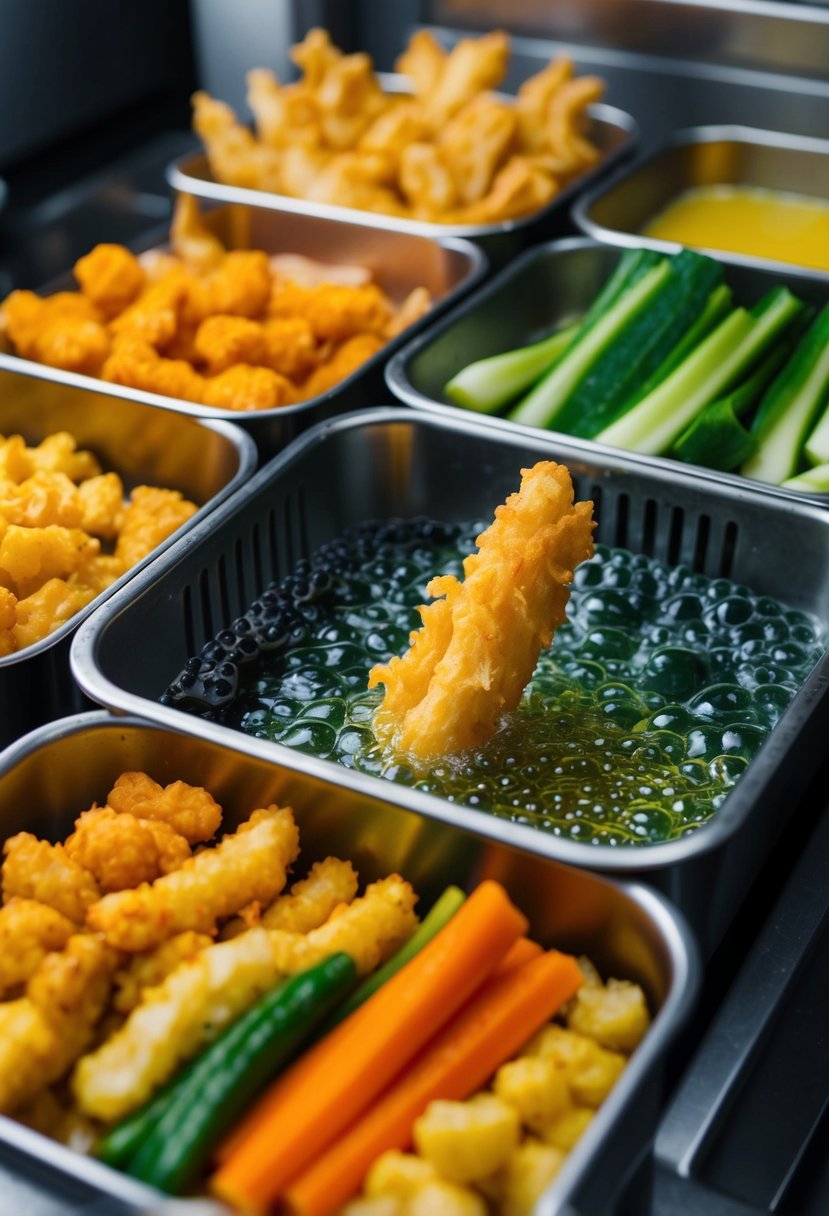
xmin=496 ymin=936 xmax=542 ymax=974
xmin=211 ymin=880 xmax=528 ymax=1206
xmin=285 ymin=949 xmax=583 ymax=1216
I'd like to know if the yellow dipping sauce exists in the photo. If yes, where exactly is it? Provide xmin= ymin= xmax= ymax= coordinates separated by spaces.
xmin=643 ymin=185 xmax=829 ymax=272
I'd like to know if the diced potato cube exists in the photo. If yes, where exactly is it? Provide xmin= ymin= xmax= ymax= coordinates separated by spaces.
xmin=340 ymin=1197 xmax=403 ymax=1216
xmin=540 ymin=1106 xmax=594 ymax=1151
xmin=407 ymin=1180 xmax=487 ymax=1216
xmin=493 ymin=1055 xmax=570 ymax=1132
xmin=568 ymin=1045 xmax=625 ymax=1108
xmin=413 ymin=1093 xmax=520 ymax=1184
xmin=566 ymin=978 xmax=650 ymax=1053
xmin=521 ymin=1022 xmax=626 ymax=1107
xmin=489 ymin=1139 xmax=566 ymax=1216
xmin=365 ymin=1151 xmax=438 ymax=1199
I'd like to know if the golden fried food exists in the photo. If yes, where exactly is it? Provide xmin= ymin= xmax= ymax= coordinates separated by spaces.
xmin=65 ymin=807 xmax=191 ymax=894
xmin=0 ymin=471 xmax=82 ymax=530
xmin=201 ymin=363 xmax=294 ymax=411
xmin=170 ymin=193 xmax=225 ymax=273
xmin=2 ymin=833 xmax=100 ymax=923
xmin=193 ymin=314 xmax=266 ymax=375
xmin=74 ymin=244 xmax=146 ymax=319
xmin=102 ymin=334 xmax=207 ymax=403
xmin=26 ymin=432 xmax=101 ymax=482
xmin=192 ymin=27 xmax=604 ymax=225
xmin=106 ymin=771 xmax=222 ymax=843
xmin=0 ymin=898 xmax=75 ymax=997
xmin=0 ymin=935 xmax=115 ymax=1114
xmin=0 ymin=521 xmax=100 ymax=598
xmin=86 ymin=806 xmax=300 ymax=951
xmin=1 ymin=290 xmax=110 ymax=375
xmin=114 ymin=485 xmax=198 ymax=569
xmin=12 ymin=579 xmax=97 ymax=650
xmin=76 ymin=472 xmax=125 ymax=539
xmin=0 ymin=586 xmax=16 ymax=657
xmin=112 ymin=929 xmax=214 ymax=1015
xmin=223 ymin=855 xmax=359 ymax=939
xmin=298 ymin=332 xmax=383 ymax=399
xmin=108 ymin=267 xmax=190 ymax=349
xmin=370 ymin=462 xmax=595 ymax=759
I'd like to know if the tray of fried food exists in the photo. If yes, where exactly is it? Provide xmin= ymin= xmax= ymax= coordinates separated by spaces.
xmin=177 ymin=26 xmax=635 ymax=241
xmin=0 ymin=195 xmax=446 ymax=420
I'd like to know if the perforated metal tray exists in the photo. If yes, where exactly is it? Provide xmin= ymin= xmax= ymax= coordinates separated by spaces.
xmin=0 ymin=711 xmax=697 ymax=1216
xmin=71 ymin=409 xmax=829 ymax=954
xmin=0 ymin=368 xmax=256 ymax=749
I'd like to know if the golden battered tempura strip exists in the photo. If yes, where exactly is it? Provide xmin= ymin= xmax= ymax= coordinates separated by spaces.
xmin=86 ymin=806 xmax=300 ymax=951
xmin=112 ymin=930 xmax=214 ymax=1015
xmin=370 ymin=462 xmax=595 ymax=759
xmin=65 ymin=807 xmax=191 ymax=893
xmin=0 ymin=898 xmax=75 ymax=997
xmin=2 ymin=833 xmax=100 ymax=923
xmin=222 ymin=856 xmax=359 ymax=940
xmin=106 ymin=771 xmax=222 ymax=843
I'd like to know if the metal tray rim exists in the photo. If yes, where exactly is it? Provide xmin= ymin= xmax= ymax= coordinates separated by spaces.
xmin=572 ymin=123 xmax=829 ymax=285
xmin=0 ymin=709 xmax=701 ymax=1216
xmin=69 ymin=406 xmax=829 ymax=875
xmin=384 ymin=234 xmax=829 ymax=505
xmin=0 ymin=406 xmax=257 ymax=669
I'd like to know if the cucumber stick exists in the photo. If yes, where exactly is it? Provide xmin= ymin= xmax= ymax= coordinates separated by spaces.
xmin=444 ymin=323 xmax=578 ymax=413
xmin=629 ymin=282 xmax=733 ymax=404
xmin=781 ymin=462 xmax=829 ymax=492
xmin=743 ymin=304 xmax=829 ymax=483
xmin=509 ymin=259 xmax=673 ymax=429
xmin=596 ymin=287 xmax=803 ymax=455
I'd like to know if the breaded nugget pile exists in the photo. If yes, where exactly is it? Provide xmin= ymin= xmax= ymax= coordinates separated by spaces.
xmin=0 ymin=196 xmax=432 ymax=411
xmin=0 ymin=772 xmax=418 ymax=1141
xmin=370 ymin=462 xmax=596 ymax=760
xmin=193 ymin=27 xmax=605 ymax=225
xmin=0 ymin=431 xmax=197 ymax=654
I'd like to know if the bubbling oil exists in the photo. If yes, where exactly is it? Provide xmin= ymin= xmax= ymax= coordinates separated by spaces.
xmin=218 ymin=521 xmax=823 ymax=845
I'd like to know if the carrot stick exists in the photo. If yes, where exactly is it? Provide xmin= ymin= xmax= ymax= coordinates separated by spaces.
xmin=285 ymin=949 xmax=583 ymax=1216
xmin=211 ymin=880 xmax=528 ymax=1208
xmin=496 ymin=937 xmax=542 ymax=974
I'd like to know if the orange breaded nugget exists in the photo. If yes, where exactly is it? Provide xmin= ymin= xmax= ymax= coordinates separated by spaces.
xmin=201 ymin=363 xmax=294 ymax=411
xmin=0 ymin=586 xmax=16 ymax=656
xmin=109 ymin=267 xmax=190 ymax=349
xmin=0 ymin=898 xmax=75 ymax=998
xmin=193 ymin=314 xmax=266 ymax=374
xmin=74 ymin=244 xmax=145 ymax=319
xmin=269 ymin=280 xmax=392 ymax=342
xmin=86 ymin=806 xmax=301 ymax=952
xmin=26 ymin=432 xmax=101 ymax=483
xmin=106 ymin=772 xmax=222 ymax=844
xmin=261 ymin=316 xmax=318 ymax=380
xmin=297 ymin=332 xmax=383 ymax=399
xmin=0 ymin=523 xmax=100 ymax=599
xmin=76 ymin=472 xmax=125 ymax=539
xmin=65 ymin=807 xmax=191 ymax=894
xmin=12 ymin=578 xmax=97 ymax=649
xmin=370 ymin=462 xmax=595 ymax=759
xmin=0 ymin=471 xmax=83 ymax=530
xmin=187 ymin=250 xmax=272 ymax=324
xmin=102 ymin=335 xmax=206 ymax=403
xmin=114 ymin=485 xmax=198 ymax=569
xmin=2 ymin=833 xmax=100 ymax=924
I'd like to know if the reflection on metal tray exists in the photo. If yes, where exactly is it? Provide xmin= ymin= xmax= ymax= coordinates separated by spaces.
xmin=0 ymin=711 xmax=698 ymax=1216
xmin=0 ymin=369 xmax=256 ymax=750
xmin=385 ymin=236 xmax=829 ymax=503
xmin=168 ymin=72 xmax=638 ymax=268
xmin=651 ymin=789 xmax=829 ymax=1216
xmin=71 ymin=409 xmax=829 ymax=954
xmin=573 ymin=125 xmax=829 ymax=282
xmin=0 ymin=200 xmax=485 ymax=461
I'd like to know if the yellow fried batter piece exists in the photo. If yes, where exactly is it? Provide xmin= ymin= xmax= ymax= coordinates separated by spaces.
xmin=25 ymin=432 xmax=101 ymax=482
xmin=65 ymin=807 xmax=191 ymax=893
xmin=187 ymin=250 xmax=273 ymax=324
xmin=12 ymin=578 xmax=97 ymax=649
xmin=193 ymin=314 xmax=266 ymax=375
xmin=2 ymin=290 xmax=110 ymax=375
xmin=223 ymin=855 xmax=359 ymax=939
xmin=0 ymin=934 xmax=115 ymax=1114
xmin=2 ymin=833 xmax=100 ymax=923
xmin=114 ymin=485 xmax=198 ymax=569
xmin=86 ymin=805 xmax=300 ymax=951
xmin=74 ymin=244 xmax=146 ymax=319
xmin=108 ymin=267 xmax=190 ymax=349
xmin=0 ymin=471 xmax=83 ymax=529
xmin=201 ymin=363 xmax=294 ymax=411
xmin=369 ymin=462 xmax=595 ymax=759
xmin=101 ymin=334 xmax=206 ymax=403
xmin=297 ymin=332 xmax=383 ymax=399
xmin=106 ymin=771 xmax=222 ymax=843
xmin=0 ymin=585 xmax=16 ymax=656
xmin=0 ymin=521 xmax=99 ymax=599
xmin=170 ymin=193 xmax=226 ymax=273
xmin=112 ymin=929 xmax=213 ymax=1015
xmin=0 ymin=898 xmax=75 ymax=997
xmin=75 ymin=472 xmax=125 ymax=539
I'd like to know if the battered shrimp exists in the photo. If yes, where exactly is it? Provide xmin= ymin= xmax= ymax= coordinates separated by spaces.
xmin=222 ymin=856 xmax=358 ymax=939
xmin=2 ymin=833 xmax=100 ymax=923
xmin=65 ymin=807 xmax=191 ymax=893
xmin=106 ymin=772 xmax=222 ymax=843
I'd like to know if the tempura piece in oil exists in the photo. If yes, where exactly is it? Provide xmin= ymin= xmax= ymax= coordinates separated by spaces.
xmin=369 ymin=462 xmax=595 ymax=760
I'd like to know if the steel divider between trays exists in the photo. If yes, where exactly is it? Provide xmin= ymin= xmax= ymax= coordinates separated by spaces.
xmin=0 ymin=709 xmax=699 ymax=1216
xmin=69 ymin=407 xmax=829 ymax=957
xmin=0 ymin=372 xmax=257 ymax=750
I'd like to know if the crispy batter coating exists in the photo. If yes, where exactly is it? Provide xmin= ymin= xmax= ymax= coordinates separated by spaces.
xmin=297 ymin=332 xmax=383 ymax=399
xmin=170 ymin=193 xmax=226 ymax=273
xmin=0 ymin=471 xmax=83 ymax=530
xmin=370 ymin=462 xmax=595 ymax=759
xmin=75 ymin=472 xmax=125 ymax=540
xmin=112 ymin=929 xmax=213 ymax=1015
xmin=2 ymin=833 xmax=100 ymax=923
xmin=106 ymin=772 xmax=222 ymax=843
xmin=65 ymin=808 xmax=191 ymax=894
xmin=0 ymin=935 xmax=115 ymax=1114
xmin=0 ymin=586 xmax=16 ymax=656
xmin=108 ymin=267 xmax=190 ymax=349
xmin=74 ymin=244 xmax=145 ymax=319
xmin=222 ymin=855 xmax=359 ymax=939
xmin=25 ymin=432 xmax=101 ymax=483
xmin=194 ymin=314 xmax=266 ymax=375
xmin=201 ymin=363 xmax=294 ymax=411
xmin=113 ymin=485 xmax=198 ymax=569
xmin=0 ymin=898 xmax=75 ymax=997
xmin=101 ymin=334 xmax=206 ymax=403
xmin=268 ymin=873 xmax=417 ymax=976
xmin=2 ymin=290 xmax=110 ymax=374
xmin=12 ymin=578 xmax=97 ymax=649
xmin=86 ymin=806 xmax=300 ymax=951
xmin=0 ymin=521 xmax=100 ymax=599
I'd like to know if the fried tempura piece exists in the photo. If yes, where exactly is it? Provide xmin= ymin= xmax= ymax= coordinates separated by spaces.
xmin=12 ymin=578 xmax=97 ymax=648
xmin=106 ymin=772 xmax=222 ymax=843
xmin=370 ymin=462 xmax=595 ymax=759
xmin=268 ymin=873 xmax=417 ymax=975
xmin=0 ymin=585 xmax=16 ymax=656
xmin=269 ymin=280 xmax=391 ymax=342
xmin=0 ymin=935 xmax=115 ymax=1114
xmin=222 ymin=856 xmax=358 ymax=939
xmin=0 ymin=898 xmax=75 ymax=997
xmin=439 ymin=95 xmax=518 ymax=207
xmin=261 ymin=316 xmax=319 ymax=380
xmin=76 ymin=472 xmax=125 ymax=539
xmin=448 ymin=156 xmax=558 ymax=226
xmin=202 ymin=363 xmax=294 ymax=411
xmin=187 ymin=250 xmax=273 ymax=323
xmin=421 ymin=30 xmax=510 ymax=124
xmin=86 ymin=806 xmax=300 ymax=951
xmin=108 ymin=267 xmax=190 ymax=349
xmin=114 ymin=485 xmax=198 ymax=569
xmin=395 ymin=29 xmax=447 ymax=99
xmin=26 ymin=432 xmax=101 ymax=482
xmin=2 ymin=833 xmax=100 ymax=923
xmin=544 ymin=76 xmax=604 ymax=178
xmin=297 ymin=332 xmax=383 ymax=400
xmin=385 ymin=287 xmax=432 ymax=339
xmin=2 ymin=290 xmax=110 ymax=374
xmin=74 ymin=244 xmax=146 ymax=319
xmin=170 ymin=193 xmax=225 ymax=273
xmin=0 ymin=435 xmax=31 ymax=482
xmin=101 ymin=334 xmax=206 ymax=403
xmin=399 ymin=144 xmax=459 ymax=218
xmin=0 ymin=521 xmax=100 ymax=598
xmin=67 ymin=554 xmax=123 ymax=597
xmin=247 ymin=68 xmax=323 ymax=150
xmin=514 ymin=57 xmax=575 ymax=152
xmin=193 ymin=91 xmax=283 ymax=191
xmin=65 ymin=807 xmax=191 ymax=893
xmin=112 ymin=929 xmax=213 ymax=1015
xmin=193 ymin=314 xmax=266 ymax=375
xmin=0 ymin=471 xmax=83 ymax=529
xmin=359 ymin=100 xmax=430 ymax=160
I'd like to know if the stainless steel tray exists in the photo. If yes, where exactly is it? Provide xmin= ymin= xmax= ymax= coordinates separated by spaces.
xmin=572 ymin=124 xmax=829 ymax=283
xmin=385 ymin=236 xmax=829 ymax=504
xmin=0 ymin=199 xmax=486 ymax=460
xmin=71 ymin=409 xmax=829 ymax=955
xmin=0 ymin=368 xmax=256 ymax=749
xmin=168 ymin=71 xmax=638 ymax=268
xmin=0 ymin=710 xmax=698 ymax=1216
